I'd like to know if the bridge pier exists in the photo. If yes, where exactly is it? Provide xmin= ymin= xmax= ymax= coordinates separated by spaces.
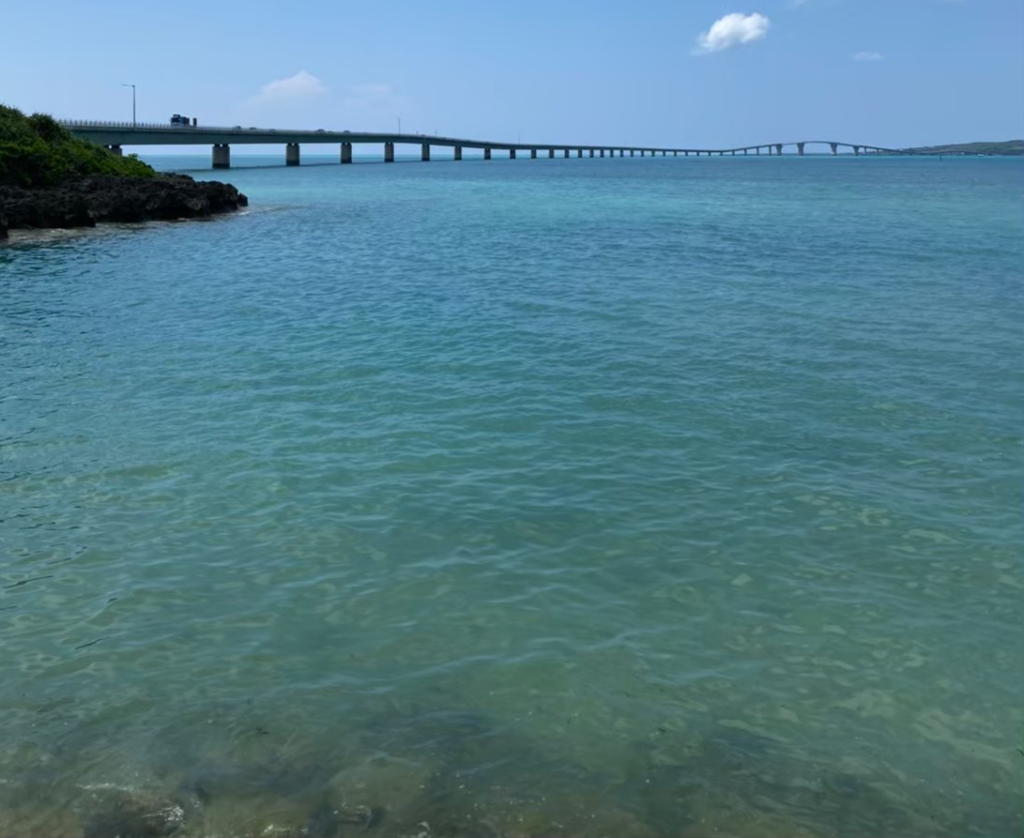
xmin=212 ymin=143 xmax=230 ymax=169
xmin=341 ymin=142 xmax=352 ymax=164
xmin=549 ymin=148 xmax=555 ymax=158
xmin=107 ymin=144 xmax=123 ymax=156
xmin=830 ymin=142 xmax=838 ymax=156
xmin=484 ymin=147 xmax=491 ymax=160
xmin=384 ymin=142 xmax=394 ymax=163
xmin=853 ymin=145 xmax=860 ymax=156
xmin=421 ymin=143 xmax=430 ymax=162
xmin=509 ymin=148 xmax=516 ymax=159
xmin=775 ymin=144 xmax=783 ymax=156
xmin=589 ymin=149 xmax=594 ymax=157
xmin=577 ymin=149 xmax=583 ymax=158
xmin=530 ymin=148 xmax=537 ymax=159
xmin=797 ymin=142 xmax=805 ymax=156
xmin=563 ymin=149 xmax=569 ymax=158
xmin=286 ymin=142 xmax=300 ymax=166
xmin=454 ymin=145 xmax=462 ymax=161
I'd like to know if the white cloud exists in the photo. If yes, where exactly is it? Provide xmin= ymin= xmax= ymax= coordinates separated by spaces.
xmin=693 ymin=12 xmax=770 ymax=55
xmin=853 ymin=51 xmax=884 ymax=61
xmin=249 ymin=71 xmax=328 ymax=106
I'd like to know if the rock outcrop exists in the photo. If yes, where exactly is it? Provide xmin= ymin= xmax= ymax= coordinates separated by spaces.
xmin=0 ymin=174 xmax=248 ymax=239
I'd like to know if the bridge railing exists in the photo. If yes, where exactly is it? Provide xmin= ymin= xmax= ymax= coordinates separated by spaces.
xmin=59 ymin=119 xmax=286 ymax=132
xmin=58 ymin=120 xmax=444 ymax=138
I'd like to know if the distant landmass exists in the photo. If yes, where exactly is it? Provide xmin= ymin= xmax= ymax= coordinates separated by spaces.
xmin=905 ymin=140 xmax=1023 ymax=156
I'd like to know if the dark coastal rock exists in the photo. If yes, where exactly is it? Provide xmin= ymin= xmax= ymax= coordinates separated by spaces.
xmin=0 ymin=173 xmax=248 ymax=238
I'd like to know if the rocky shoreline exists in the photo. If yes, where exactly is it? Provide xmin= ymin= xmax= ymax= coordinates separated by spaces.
xmin=0 ymin=173 xmax=247 ymax=239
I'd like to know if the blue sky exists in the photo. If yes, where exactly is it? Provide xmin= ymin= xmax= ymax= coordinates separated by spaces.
xmin=4 ymin=0 xmax=1021 ymax=149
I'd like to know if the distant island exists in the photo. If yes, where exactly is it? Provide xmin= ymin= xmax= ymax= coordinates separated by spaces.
xmin=905 ymin=140 xmax=1023 ymax=156
xmin=0 ymin=105 xmax=246 ymax=240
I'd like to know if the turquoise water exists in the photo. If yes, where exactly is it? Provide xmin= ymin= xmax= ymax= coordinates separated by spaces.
xmin=1 ymin=154 xmax=1021 ymax=837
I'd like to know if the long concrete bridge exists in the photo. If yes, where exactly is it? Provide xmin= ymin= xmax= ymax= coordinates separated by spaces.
xmin=59 ymin=120 xmax=914 ymax=169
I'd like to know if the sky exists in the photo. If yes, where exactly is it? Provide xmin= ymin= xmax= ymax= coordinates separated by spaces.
xmin=3 ymin=0 xmax=1021 ymax=150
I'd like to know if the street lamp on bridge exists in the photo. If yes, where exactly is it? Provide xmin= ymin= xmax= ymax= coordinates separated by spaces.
xmin=121 ymin=83 xmax=136 ymax=128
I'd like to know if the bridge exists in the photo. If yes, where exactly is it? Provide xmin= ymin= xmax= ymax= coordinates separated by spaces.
xmin=59 ymin=120 xmax=913 ymax=169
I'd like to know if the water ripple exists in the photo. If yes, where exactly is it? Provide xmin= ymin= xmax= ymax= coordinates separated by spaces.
xmin=0 ymin=157 xmax=1021 ymax=837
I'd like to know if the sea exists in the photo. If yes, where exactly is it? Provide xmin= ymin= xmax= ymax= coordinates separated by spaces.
xmin=1 ymin=152 xmax=1021 ymax=838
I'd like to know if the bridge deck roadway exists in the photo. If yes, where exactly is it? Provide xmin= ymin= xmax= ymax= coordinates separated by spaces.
xmin=58 ymin=122 xmax=908 ymax=156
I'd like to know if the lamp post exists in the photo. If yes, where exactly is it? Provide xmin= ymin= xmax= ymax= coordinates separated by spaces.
xmin=122 ymin=83 xmax=136 ymax=128
xmin=397 ymin=116 xmax=401 ymax=135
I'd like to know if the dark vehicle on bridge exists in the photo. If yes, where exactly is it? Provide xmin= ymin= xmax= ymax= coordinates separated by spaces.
xmin=169 ymin=114 xmax=196 ymax=127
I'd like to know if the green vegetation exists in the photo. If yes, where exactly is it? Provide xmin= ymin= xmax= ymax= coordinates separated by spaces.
xmin=0 ymin=104 xmax=156 ymax=187
xmin=906 ymin=140 xmax=1023 ymax=156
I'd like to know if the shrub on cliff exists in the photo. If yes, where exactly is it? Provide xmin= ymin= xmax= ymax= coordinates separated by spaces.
xmin=0 ymin=105 xmax=156 ymax=187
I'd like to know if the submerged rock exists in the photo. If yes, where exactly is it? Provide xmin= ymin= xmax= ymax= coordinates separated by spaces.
xmin=305 ymin=800 xmax=385 ymax=837
xmin=0 ymin=174 xmax=248 ymax=238
xmin=80 ymin=796 xmax=185 ymax=838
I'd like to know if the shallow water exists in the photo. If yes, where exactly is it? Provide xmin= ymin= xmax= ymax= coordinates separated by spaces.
xmin=1 ymin=154 xmax=1021 ymax=837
